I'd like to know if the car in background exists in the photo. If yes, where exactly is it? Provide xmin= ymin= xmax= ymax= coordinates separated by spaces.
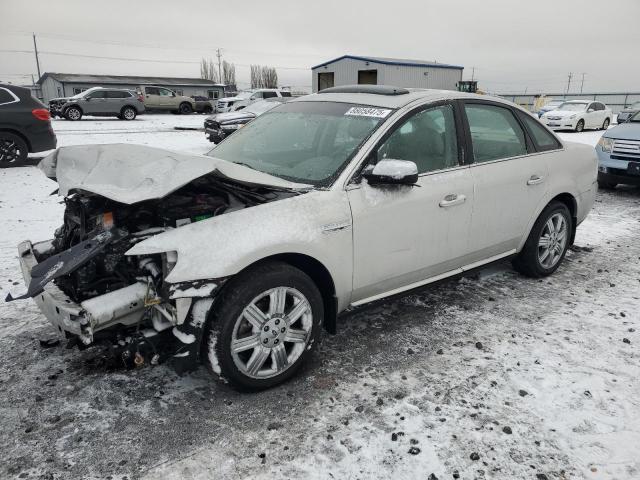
xmin=49 ymin=87 xmax=145 ymax=121
xmin=537 ymin=99 xmax=565 ymax=118
xmin=139 ymin=86 xmax=196 ymax=114
xmin=596 ymin=111 xmax=640 ymax=188
xmin=216 ymin=88 xmax=291 ymax=112
xmin=204 ymin=98 xmax=287 ymax=143
xmin=615 ymin=101 xmax=640 ymax=124
xmin=191 ymin=96 xmax=215 ymax=114
xmin=0 ymin=84 xmax=56 ymax=167
xmin=540 ymin=100 xmax=612 ymax=132
xmin=11 ymin=86 xmax=597 ymax=390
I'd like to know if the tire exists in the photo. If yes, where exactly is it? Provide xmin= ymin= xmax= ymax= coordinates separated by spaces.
xmin=602 ymin=118 xmax=610 ymax=130
xmin=203 ymin=105 xmax=213 ymax=114
xmin=121 ymin=106 xmax=137 ymax=120
xmin=65 ymin=106 xmax=82 ymax=121
xmin=0 ymin=132 xmax=28 ymax=167
xmin=203 ymin=261 xmax=323 ymax=391
xmin=575 ymin=119 xmax=584 ymax=132
xmin=512 ymin=201 xmax=572 ymax=278
xmin=179 ymin=102 xmax=193 ymax=114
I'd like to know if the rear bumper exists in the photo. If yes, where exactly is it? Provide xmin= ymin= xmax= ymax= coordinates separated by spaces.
xmin=29 ymin=129 xmax=57 ymax=152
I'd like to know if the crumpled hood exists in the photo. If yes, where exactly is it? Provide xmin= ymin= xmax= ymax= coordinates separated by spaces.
xmin=39 ymin=144 xmax=308 ymax=204
xmin=603 ymin=122 xmax=640 ymax=141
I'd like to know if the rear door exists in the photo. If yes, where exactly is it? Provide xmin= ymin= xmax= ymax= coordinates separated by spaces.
xmin=348 ymin=101 xmax=475 ymax=303
xmin=462 ymin=101 xmax=550 ymax=262
xmin=585 ymin=102 xmax=600 ymax=128
xmin=144 ymin=87 xmax=161 ymax=108
xmin=104 ymin=90 xmax=125 ymax=114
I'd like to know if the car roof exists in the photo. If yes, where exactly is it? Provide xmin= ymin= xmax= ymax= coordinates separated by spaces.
xmin=562 ymin=100 xmax=590 ymax=103
xmin=290 ymin=85 xmax=510 ymax=110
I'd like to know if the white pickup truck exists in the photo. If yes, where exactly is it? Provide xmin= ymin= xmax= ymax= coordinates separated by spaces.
xmin=216 ymin=88 xmax=291 ymax=112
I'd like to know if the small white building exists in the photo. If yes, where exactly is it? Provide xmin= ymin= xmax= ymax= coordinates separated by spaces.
xmin=311 ymin=55 xmax=464 ymax=93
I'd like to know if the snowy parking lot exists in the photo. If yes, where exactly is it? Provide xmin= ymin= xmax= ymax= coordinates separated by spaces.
xmin=1 ymin=118 xmax=639 ymax=480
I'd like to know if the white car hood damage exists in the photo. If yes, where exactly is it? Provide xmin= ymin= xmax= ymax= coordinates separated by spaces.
xmin=39 ymin=144 xmax=307 ymax=204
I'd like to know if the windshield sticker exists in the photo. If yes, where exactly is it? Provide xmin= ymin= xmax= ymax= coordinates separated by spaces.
xmin=344 ymin=107 xmax=392 ymax=118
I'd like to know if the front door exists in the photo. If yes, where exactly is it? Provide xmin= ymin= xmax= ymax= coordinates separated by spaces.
xmin=348 ymin=102 xmax=474 ymax=303
xmin=83 ymin=89 xmax=107 ymax=114
xmin=158 ymin=88 xmax=175 ymax=108
xmin=462 ymin=101 xmax=549 ymax=261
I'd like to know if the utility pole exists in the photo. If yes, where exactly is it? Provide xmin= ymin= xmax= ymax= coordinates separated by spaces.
xmin=580 ymin=73 xmax=586 ymax=94
xmin=216 ymin=48 xmax=222 ymax=83
xmin=565 ymin=72 xmax=573 ymax=96
xmin=471 ymin=66 xmax=475 ymax=81
xmin=32 ymin=33 xmax=41 ymax=80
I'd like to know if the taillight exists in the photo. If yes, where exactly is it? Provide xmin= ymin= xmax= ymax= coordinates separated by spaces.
xmin=32 ymin=109 xmax=51 ymax=121
xmin=138 ymin=94 xmax=144 ymax=102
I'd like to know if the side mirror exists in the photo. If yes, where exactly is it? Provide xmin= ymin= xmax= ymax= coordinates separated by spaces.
xmin=85 ymin=97 xmax=91 ymax=101
xmin=363 ymin=159 xmax=419 ymax=186
xmin=587 ymin=108 xmax=594 ymax=113
xmin=172 ymin=92 xmax=176 ymax=97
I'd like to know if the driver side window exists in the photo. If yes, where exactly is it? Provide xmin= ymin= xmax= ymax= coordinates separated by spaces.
xmin=377 ymin=104 xmax=459 ymax=174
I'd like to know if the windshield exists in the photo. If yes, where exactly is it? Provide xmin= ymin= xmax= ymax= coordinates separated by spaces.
xmin=235 ymin=91 xmax=254 ymax=100
xmin=545 ymin=101 xmax=564 ymax=108
xmin=245 ymin=100 xmax=281 ymax=115
xmin=558 ymin=102 xmax=588 ymax=112
xmin=207 ymin=101 xmax=391 ymax=186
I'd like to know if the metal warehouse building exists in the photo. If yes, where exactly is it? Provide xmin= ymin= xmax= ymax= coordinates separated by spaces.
xmin=311 ymin=55 xmax=464 ymax=92
xmin=37 ymin=73 xmax=228 ymax=103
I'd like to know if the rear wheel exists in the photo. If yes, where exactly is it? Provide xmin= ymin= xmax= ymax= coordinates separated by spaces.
xmin=575 ymin=119 xmax=584 ymax=132
xmin=65 ymin=106 xmax=82 ymax=121
xmin=179 ymin=102 xmax=193 ymax=114
xmin=512 ymin=201 xmax=572 ymax=278
xmin=0 ymin=133 xmax=28 ymax=167
xmin=602 ymin=118 xmax=610 ymax=130
xmin=121 ymin=106 xmax=137 ymax=120
xmin=203 ymin=105 xmax=213 ymax=114
xmin=204 ymin=261 xmax=323 ymax=391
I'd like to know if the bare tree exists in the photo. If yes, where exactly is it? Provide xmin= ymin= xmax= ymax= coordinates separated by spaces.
xmin=200 ymin=58 xmax=219 ymax=83
xmin=260 ymin=66 xmax=278 ymax=88
xmin=250 ymin=64 xmax=261 ymax=89
xmin=222 ymin=60 xmax=236 ymax=86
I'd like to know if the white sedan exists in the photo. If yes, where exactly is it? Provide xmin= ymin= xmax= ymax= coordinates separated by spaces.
xmin=540 ymin=100 xmax=612 ymax=132
xmin=12 ymin=86 xmax=598 ymax=390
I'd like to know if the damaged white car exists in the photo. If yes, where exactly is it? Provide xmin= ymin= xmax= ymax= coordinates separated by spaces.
xmin=8 ymin=86 xmax=598 ymax=391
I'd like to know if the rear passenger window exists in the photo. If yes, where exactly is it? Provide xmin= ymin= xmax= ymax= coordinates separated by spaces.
xmin=518 ymin=112 xmax=561 ymax=151
xmin=262 ymin=91 xmax=278 ymax=99
xmin=280 ymin=92 xmax=292 ymax=97
xmin=0 ymin=88 xmax=16 ymax=105
xmin=464 ymin=104 xmax=528 ymax=162
xmin=377 ymin=104 xmax=459 ymax=174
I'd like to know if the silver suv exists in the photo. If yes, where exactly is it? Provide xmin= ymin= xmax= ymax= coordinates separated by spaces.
xmin=49 ymin=87 xmax=145 ymax=121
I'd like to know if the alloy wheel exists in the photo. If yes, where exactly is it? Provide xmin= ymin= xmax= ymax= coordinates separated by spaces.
xmin=123 ymin=108 xmax=135 ymax=120
xmin=230 ymin=286 xmax=313 ymax=379
xmin=0 ymin=138 xmax=22 ymax=164
xmin=538 ymin=212 xmax=568 ymax=269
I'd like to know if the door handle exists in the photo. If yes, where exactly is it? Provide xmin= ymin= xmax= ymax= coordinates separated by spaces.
xmin=527 ymin=175 xmax=545 ymax=186
xmin=439 ymin=193 xmax=466 ymax=208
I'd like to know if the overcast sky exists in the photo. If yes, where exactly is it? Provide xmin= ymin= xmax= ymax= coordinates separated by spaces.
xmin=1 ymin=0 xmax=638 ymax=94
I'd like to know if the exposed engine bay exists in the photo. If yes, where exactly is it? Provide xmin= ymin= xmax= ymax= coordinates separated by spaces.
xmin=10 ymin=171 xmax=297 ymax=368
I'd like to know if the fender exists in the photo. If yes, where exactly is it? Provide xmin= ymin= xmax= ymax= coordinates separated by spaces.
xmin=126 ymin=190 xmax=354 ymax=311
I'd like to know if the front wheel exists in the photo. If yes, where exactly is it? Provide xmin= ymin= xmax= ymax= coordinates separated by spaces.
xmin=204 ymin=261 xmax=323 ymax=391
xmin=575 ymin=119 xmax=584 ymax=132
xmin=512 ymin=201 xmax=572 ymax=278
xmin=65 ymin=106 xmax=82 ymax=121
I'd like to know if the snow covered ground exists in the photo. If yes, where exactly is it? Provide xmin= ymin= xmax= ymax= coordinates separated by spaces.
xmin=1 ymin=119 xmax=639 ymax=480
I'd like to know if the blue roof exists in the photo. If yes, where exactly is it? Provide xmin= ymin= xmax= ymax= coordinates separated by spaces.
xmin=311 ymin=55 xmax=464 ymax=70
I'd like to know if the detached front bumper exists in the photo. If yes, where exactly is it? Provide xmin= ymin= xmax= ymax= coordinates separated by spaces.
xmin=17 ymin=239 xmax=149 ymax=345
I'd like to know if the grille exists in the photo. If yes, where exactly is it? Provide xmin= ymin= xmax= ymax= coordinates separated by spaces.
xmin=612 ymin=139 xmax=640 ymax=159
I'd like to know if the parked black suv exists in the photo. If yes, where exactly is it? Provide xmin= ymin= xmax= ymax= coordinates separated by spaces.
xmin=0 ymin=84 xmax=56 ymax=167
